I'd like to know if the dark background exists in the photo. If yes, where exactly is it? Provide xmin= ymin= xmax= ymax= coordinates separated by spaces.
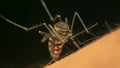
xmin=0 ymin=0 xmax=120 ymax=68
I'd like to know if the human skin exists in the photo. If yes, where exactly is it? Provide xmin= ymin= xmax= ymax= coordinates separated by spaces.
xmin=45 ymin=28 xmax=120 ymax=68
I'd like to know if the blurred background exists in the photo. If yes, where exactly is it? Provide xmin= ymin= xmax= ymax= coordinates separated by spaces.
xmin=0 ymin=0 xmax=120 ymax=68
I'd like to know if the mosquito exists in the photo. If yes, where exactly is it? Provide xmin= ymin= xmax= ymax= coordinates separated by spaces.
xmin=0 ymin=0 xmax=98 ymax=65
xmin=39 ymin=0 xmax=98 ymax=64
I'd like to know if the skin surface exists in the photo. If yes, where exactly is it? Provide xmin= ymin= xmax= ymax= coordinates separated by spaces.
xmin=45 ymin=28 xmax=120 ymax=68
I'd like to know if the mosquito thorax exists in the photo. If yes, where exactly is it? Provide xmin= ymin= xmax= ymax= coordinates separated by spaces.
xmin=54 ymin=21 xmax=72 ymax=38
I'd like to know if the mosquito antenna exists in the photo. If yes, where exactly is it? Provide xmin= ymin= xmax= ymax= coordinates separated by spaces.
xmin=71 ymin=11 xmax=89 ymax=33
xmin=40 ymin=0 xmax=53 ymax=21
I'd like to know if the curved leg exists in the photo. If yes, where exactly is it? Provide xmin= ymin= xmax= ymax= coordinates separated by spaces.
xmin=71 ymin=12 xmax=89 ymax=33
xmin=0 ymin=14 xmax=43 ymax=31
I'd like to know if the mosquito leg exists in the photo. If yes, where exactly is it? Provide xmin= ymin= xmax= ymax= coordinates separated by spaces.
xmin=0 ymin=14 xmax=28 ymax=31
xmin=26 ymin=23 xmax=43 ymax=31
xmin=0 ymin=14 xmax=43 ymax=31
xmin=76 ymin=38 xmax=82 ymax=45
xmin=65 ymin=17 xmax=71 ymax=28
xmin=65 ymin=17 xmax=68 ymax=24
xmin=70 ymin=38 xmax=80 ymax=49
xmin=64 ymin=45 xmax=73 ymax=52
xmin=81 ymin=36 xmax=100 ymax=45
xmin=71 ymin=11 xmax=89 ymax=33
xmin=104 ymin=20 xmax=112 ymax=32
xmin=40 ymin=0 xmax=53 ymax=21
xmin=75 ymin=12 xmax=97 ymax=36
xmin=46 ymin=59 xmax=54 ymax=66
xmin=89 ymin=32 xmax=97 ymax=36
xmin=72 ymin=23 xmax=98 ymax=38
xmin=71 ymin=12 xmax=76 ymax=33
xmin=71 ymin=12 xmax=97 ymax=37
xmin=39 ymin=30 xmax=48 ymax=36
xmin=42 ymin=23 xmax=56 ymax=37
xmin=41 ymin=0 xmax=61 ymax=22
xmin=52 ymin=15 xmax=61 ymax=22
